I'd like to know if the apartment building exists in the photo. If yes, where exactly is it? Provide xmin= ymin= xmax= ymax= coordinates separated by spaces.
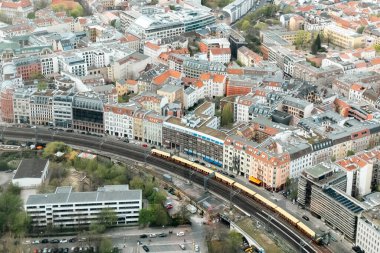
xmin=30 ymin=90 xmax=54 ymax=126
xmin=72 ymin=93 xmax=104 ymax=134
xmin=183 ymin=58 xmax=226 ymax=78
xmin=163 ymin=103 xmax=225 ymax=166
xmin=324 ymin=24 xmax=365 ymax=49
xmin=104 ymin=103 xmax=138 ymax=140
xmin=209 ymin=48 xmax=231 ymax=64
xmin=157 ymin=85 xmax=183 ymax=104
xmin=58 ymin=55 xmax=87 ymax=77
xmin=14 ymin=56 xmax=42 ymax=80
xmin=0 ymin=87 xmax=14 ymax=123
xmin=0 ymin=0 xmax=33 ymax=21
xmin=143 ymin=112 xmax=168 ymax=147
xmin=130 ymin=92 xmax=168 ymax=115
xmin=223 ymin=0 xmax=255 ymax=23
xmin=297 ymin=163 xmax=365 ymax=241
xmin=52 ymin=90 xmax=74 ymax=129
xmin=198 ymin=73 xmax=227 ymax=98
xmin=356 ymin=206 xmax=380 ymax=253
xmin=280 ymin=96 xmax=313 ymax=119
xmin=13 ymin=88 xmax=34 ymax=124
xmin=237 ymin=46 xmax=262 ymax=67
xmin=41 ymin=55 xmax=59 ymax=76
xmin=25 ymin=185 xmax=142 ymax=228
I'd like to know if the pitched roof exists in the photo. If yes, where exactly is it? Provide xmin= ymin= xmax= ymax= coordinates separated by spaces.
xmin=210 ymin=48 xmax=231 ymax=55
xmin=152 ymin=69 xmax=181 ymax=85
xmin=351 ymin=83 xmax=365 ymax=92
xmin=145 ymin=41 xmax=160 ymax=51
xmin=1 ymin=0 xmax=32 ymax=9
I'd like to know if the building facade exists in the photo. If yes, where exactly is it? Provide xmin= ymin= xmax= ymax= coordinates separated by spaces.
xmin=25 ymin=185 xmax=142 ymax=228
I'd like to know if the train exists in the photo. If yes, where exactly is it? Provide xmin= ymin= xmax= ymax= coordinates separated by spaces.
xmin=151 ymin=149 xmax=321 ymax=244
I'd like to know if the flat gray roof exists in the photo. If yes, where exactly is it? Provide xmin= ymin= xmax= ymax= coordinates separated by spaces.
xmin=13 ymin=159 xmax=48 ymax=179
xmin=26 ymin=185 xmax=142 ymax=206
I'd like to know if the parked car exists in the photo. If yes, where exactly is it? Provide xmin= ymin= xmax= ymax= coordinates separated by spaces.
xmin=166 ymin=204 xmax=173 ymax=209
xmin=158 ymin=233 xmax=167 ymax=237
xmin=228 ymin=174 xmax=235 ymax=178
xmin=142 ymin=245 xmax=150 ymax=252
xmin=140 ymin=234 xmax=148 ymax=238
xmin=302 ymin=215 xmax=309 ymax=221
xmin=149 ymin=233 xmax=157 ymax=238
xmin=41 ymin=239 xmax=49 ymax=244
xmin=137 ymin=240 xmax=142 ymax=245
xmin=142 ymin=144 xmax=148 ymax=148
xmin=50 ymin=239 xmax=60 ymax=243
xmin=59 ymin=239 xmax=67 ymax=243
xmin=32 ymin=240 xmax=40 ymax=244
xmin=195 ymin=244 xmax=200 ymax=252
xmin=179 ymin=244 xmax=186 ymax=250
xmin=177 ymin=232 xmax=185 ymax=237
xmin=68 ymin=238 xmax=77 ymax=243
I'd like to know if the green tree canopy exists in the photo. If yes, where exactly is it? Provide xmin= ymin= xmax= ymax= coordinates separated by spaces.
xmin=43 ymin=142 xmax=72 ymax=158
xmin=221 ymin=103 xmax=234 ymax=127
xmin=98 ymin=208 xmax=117 ymax=227
xmin=99 ymin=238 xmax=113 ymax=253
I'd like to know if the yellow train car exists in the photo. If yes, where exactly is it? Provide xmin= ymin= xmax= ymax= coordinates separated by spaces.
xmin=234 ymin=182 xmax=257 ymax=198
xmin=172 ymin=155 xmax=194 ymax=167
xmin=151 ymin=149 xmax=171 ymax=159
xmin=297 ymin=222 xmax=316 ymax=239
xmin=254 ymin=194 xmax=278 ymax=210
xmin=192 ymin=163 xmax=214 ymax=175
xmin=275 ymin=207 xmax=299 ymax=225
xmin=215 ymin=172 xmax=235 ymax=185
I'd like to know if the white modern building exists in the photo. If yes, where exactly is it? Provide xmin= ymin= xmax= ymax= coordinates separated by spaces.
xmin=356 ymin=206 xmax=380 ymax=253
xmin=12 ymin=159 xmax=49 ymax=188
xmin=25 ymin=185 xmax=142 ymax=228
xmin=52 ymin=90 xmax=74 ymax=129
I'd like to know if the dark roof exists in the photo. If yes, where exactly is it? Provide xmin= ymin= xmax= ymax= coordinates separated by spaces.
xmin=13 ymin=159 xmax=48 ymax=179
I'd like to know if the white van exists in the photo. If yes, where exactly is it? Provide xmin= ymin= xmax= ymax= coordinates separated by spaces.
xmin=177 ymin=231 xmax=185 ymax=237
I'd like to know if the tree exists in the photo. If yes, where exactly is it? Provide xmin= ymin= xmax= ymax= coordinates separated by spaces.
xmin=311 ymin=34 xmax=321 ymax=55
xmin=227 ymin=231 xmax=242 ymax=253
xmin=240 ymin=20 xmax=250 ymax=31
xmin=43 ymin=142 xmax=72 ymax=158
xmin=0 ymin=189 xmax=30 ymax=236
xmin=89 ymin=222 xmax=106 ymax=234
xmin=27 ymin=12 xmax=35 ymax=19
xmin=221 ymin=103 xmax=233 ymax=127
xmin=37 ymin=81 xmax=48 ymax=91
xmin=151 ymin=205 xmax=169 ymax=226
xmin=347 ymin=150 xmax=355 ymax=157
xmin=99 ymin=238 xmax=113 ymax=253
xmin=129 ymin=176 xmax=144 ymax=190
xmin=374 ymin=44 xmax=380 ymax=53
xmin=294 ymin=30 xmax=310 ymax=49
xmin=98 ymin=208 xmax=117 ymax=227
xmin=0 ymin=161 xmax=11 ymax=171
xmin=282 ymin=5 xmax=294 ymax=14
xmin=357 ymin=26 xmax=365 ymax=34
xmin=138 ymin=209 xmax=153 ymax=226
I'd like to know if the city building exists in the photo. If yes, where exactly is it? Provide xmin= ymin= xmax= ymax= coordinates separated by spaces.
xmin=297 ymin=163 xmax=366 ymax=241
xmin=13 ymin=56 xmax=42 ymax=80
xmin=72 ymin=92 xmax=104 ymax=134
xmin=30 ymin=90 xmax=54 ymax=126
xmin=104 ymin=103 xmax=138 ymax=139
xmin=12 ymin=159 xmax=49 ymax=188
xmin=52 ymin=90 xmax=74 ymax=129
xmin=324 ymin=24 xmax=365 ymax=49
xmin=163 ymin=102 xmax=225 ymax=166
xmin=223 ymin=0 xmax=255 ymax=23
xmin=209 ymin=48 xmax=231 ymax=64
xmin=0 ymin=0 xmax=33 ymax=21
xmin=13 ymin=88 xmax=34 ymax=124
xmin=356 ymin=206 xmax=380 ymax=253
xmin=237 ymin=46 xmax=262 ymax=67
xmin=25 ymin=185 xmax=142 ymax=228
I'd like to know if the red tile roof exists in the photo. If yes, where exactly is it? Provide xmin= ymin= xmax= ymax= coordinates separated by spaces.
xmin=210 ymin=48 xmax=231 ymax=55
